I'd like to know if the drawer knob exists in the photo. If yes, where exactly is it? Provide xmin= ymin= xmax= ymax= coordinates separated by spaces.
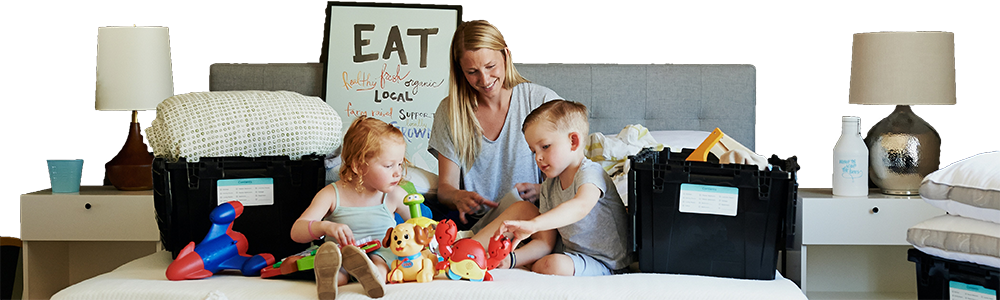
xmin=871 ymin=206 xmax=879 ymax=214
xmin=85 ymin=203 xmax=92 ymax=209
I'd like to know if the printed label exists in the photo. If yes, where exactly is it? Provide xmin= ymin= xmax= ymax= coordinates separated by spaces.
xmin=949 ymin=281 xmax=997 ymax=300
xmin=679 ymin=184 xmax=739 ymax=216
xmin=217 ymin=178 xmax=274 ymax=206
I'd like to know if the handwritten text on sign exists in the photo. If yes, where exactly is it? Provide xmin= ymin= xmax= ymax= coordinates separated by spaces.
xmin=324 ymin=5 xmax=458 ymax=173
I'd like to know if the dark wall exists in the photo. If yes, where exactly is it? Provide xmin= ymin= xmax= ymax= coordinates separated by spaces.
xmin=0 ymin=2 xmax=45 ymax=195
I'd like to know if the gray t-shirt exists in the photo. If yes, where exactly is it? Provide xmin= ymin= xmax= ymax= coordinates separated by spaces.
xmin=539 ymin=157 xmax=632 ymax=270
xmin=428 ymin=83 xmax=561 ymax=213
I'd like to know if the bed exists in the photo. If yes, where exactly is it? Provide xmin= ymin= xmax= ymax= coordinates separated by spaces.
xmin=52 ymin=63 xmax=807 ymax=300
xmin=53 ymin=250 xmax=804 ymax=300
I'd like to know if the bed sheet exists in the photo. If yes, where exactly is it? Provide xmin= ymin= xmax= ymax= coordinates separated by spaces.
xmin=53 ymin=251 xmax=806 ymax=300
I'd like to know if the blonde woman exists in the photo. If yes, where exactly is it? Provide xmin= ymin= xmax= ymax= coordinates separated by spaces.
xmin=428 ymin=20 xmax=561 ymax=269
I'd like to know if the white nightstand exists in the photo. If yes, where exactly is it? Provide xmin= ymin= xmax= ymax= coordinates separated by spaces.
xmin=20 ymin=186 xmax=159 ymax=300
xmin=785 ymin=188 xmax=945 ymax=300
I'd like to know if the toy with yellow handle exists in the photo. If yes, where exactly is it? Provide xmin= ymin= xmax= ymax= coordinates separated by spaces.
xmin=403 ymin=193 xmax=437 ymax=228
xmin=397 ymin=181 xmax=441 ymax=276
xmin=686 ymin=127 xmax=768 ymax=170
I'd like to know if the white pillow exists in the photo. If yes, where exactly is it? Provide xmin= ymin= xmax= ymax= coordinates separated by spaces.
xmin=907 ymin=214 xmax=1000 ymax=268
xmin=405 ymin=165 xmax=438 ymax=196
xmin=323 ymin=154 xmax=437 ymax=196
xmin=920 ymin=151 xmax=1000 ymax=223
xmin=648 ymin=130 xmax=711 ymax=151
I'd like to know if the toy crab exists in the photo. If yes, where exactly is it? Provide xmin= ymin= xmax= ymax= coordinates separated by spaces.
xmin=434 ymin=219 xmax=512 ymax=281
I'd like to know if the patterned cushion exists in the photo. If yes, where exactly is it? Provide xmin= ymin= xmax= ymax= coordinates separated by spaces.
xmin=146 ymin=91 xmax=342 ymax=162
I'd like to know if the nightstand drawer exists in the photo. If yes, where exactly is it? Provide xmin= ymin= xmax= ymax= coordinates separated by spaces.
xmin=801 ymin=197 xmax=944 ymax=245
xmin=21 ymin=187 xmax=158 ymax=241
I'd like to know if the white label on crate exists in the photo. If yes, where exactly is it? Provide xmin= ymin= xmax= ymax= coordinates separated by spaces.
xmin=949 ymin=281 xmax=996 ymax=300
xmin=678 ymin=184 xmax=738 ymax=216
xmin=217 ymin=178 xmax=274 ymax=207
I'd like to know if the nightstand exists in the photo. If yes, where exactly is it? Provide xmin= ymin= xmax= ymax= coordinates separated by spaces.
xmin=20 ymin=186 xmax=159 ymax=300
xmin=785 ymin=188 xmax=945 ymax=300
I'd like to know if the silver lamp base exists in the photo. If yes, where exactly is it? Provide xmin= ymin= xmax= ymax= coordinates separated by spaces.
xmin=864 ymin=105 xmax=941 ymax=195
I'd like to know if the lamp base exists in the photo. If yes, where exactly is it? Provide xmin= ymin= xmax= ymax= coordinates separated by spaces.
xmin=864 ymin=105 xmax=941 ymax=195
xmin=106 ymin=114 xmax=154 ymax=191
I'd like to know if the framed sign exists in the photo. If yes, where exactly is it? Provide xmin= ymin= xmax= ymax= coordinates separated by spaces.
xmin=322 ymin=1 xmax=461 ymax=173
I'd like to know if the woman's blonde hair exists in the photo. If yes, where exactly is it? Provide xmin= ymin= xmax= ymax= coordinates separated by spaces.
xmin=339 ymin=116 xmax=408 ymax=192
xmin=447 ymin=20 xmax=530 ymax=169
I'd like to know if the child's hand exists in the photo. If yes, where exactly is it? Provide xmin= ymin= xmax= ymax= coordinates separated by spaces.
xmin=497 ymin=220 xmax=538 ymax=248
xmin=454 ymin=190 xmax=498 ymax=224
xmin=514 ymin=182 xmax=541 ymax=203
xmin=325 ymin=222 xmax=355 ymax=246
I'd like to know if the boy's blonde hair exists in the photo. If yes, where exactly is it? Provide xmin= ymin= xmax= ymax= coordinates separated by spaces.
xmin=339 ymin=116 xmax=408 ymax=191
xmin=447 ymin=20 xmax=530 ymax=169
xmin=522 ymin=100 xmax=589 ymax=136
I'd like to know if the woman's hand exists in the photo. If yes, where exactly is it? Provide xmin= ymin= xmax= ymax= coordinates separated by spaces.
xmin=454 ymin=190 xmax=498 ymax=224
xmin=514 ymin=182 xmax=541 ymax=203
xmin=323 ymin=222 xmax=355 ymax=246
xmin=497 ymin=219 xmax=539 ymax=248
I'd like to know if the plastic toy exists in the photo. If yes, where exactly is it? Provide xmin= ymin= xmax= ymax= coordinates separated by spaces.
xmin=166 ymin=201 xmax=275 ymax=280
xmin=260 ymin=237 xmax=382 ymax=279
xmin=401 ymin=192 xmax=438 ymax=235
xmin=434 ymin=219 xmax=512 ymax=281
xmin=686 ymin=127 xmax=756 ymax=163
xmin=394 ymin=182 xmax=434 ymax=225
xmin=383 ymin=222 xmax=436 ymax=283
xmin=260 ymin=245 xmax=318 ymax=279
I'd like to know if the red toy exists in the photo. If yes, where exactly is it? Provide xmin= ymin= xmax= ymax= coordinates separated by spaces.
xmin=166 ymin=201 xmax=275 ymax=280
xmin=434 ymin=219 xmax=511 ymax=281
xmin=260 ymin=237 xmax=381 ymax=279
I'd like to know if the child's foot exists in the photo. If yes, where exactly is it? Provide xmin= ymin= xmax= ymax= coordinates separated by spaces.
xmin=342 ymin=245 xmax=385 ymax=298
xmin=314 ymin=242 xmax=342 ymax=300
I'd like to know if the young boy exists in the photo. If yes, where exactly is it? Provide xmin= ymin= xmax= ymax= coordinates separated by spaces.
xmin=498 ymin=100 xmax=632 ymax=276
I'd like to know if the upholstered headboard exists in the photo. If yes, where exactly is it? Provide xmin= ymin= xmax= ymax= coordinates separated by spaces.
xmin=209 ymin=63 xmax=756 ymax=150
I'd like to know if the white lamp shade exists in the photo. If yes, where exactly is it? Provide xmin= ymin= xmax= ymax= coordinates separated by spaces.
xmin=95 ymin=26 xmax=174 ymax=111
xmin=849 ymin=31 xmax=956 ymax=105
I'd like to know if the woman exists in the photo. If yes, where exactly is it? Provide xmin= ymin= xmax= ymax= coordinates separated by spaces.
xmin=428 ymin=20 xmax=561 ymax=269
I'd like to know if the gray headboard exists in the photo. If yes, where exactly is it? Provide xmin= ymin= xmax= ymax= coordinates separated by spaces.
xmin=210 ymin=63 xmax=755 ymax=151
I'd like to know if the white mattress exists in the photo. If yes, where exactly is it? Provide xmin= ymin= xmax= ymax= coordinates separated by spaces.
xmin=53 ymin=251 xmax=807 ymax=300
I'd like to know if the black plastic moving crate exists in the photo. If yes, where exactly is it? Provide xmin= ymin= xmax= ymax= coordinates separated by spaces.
xmin=909 ymin=248 xmax=999 ymax=300
xmin=153 ymin=154 xmax=325 ymax=259
xmin=628 ymin=148 xmax=797 ymax=280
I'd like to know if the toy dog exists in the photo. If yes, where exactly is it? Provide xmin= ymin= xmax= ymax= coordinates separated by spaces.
xmin=434 ymin=219 xmax=512 ymax=281
xmin=166 ymin=201 xmax=275 ymax=280
xmin=383 ymin=222 xmax=436 ymax=283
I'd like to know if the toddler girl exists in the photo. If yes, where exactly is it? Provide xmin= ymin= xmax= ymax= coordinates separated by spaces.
xmin=291 ymin=116 xmax=411 ymax=299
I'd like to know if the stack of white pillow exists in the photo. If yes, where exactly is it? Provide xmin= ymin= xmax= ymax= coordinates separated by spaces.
xmin=906 ymin=151 xmax=1000 ymax=269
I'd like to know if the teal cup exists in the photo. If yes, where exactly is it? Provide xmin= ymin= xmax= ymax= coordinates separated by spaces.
xmin=47 ymin=159 xmax=84 ymax=193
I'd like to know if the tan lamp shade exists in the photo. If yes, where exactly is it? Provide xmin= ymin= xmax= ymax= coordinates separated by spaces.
xmin=849 ymin=31 xmax=956 ymax=105
xmin=96 ymin=26 xmax=174 ymax=111
xmin=95 ymin=26 xmax=173 ymax=191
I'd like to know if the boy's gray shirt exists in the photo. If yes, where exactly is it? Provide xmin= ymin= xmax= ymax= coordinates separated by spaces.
xmin=539 ymin=157 xmax=632 ymax=270
xmin=428 ymin=83 xmax=561 ymax=215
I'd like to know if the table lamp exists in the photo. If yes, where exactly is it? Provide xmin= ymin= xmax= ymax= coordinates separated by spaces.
xmin=849 ymin=31 xmax=956 ymax=195
xmin=95 ymin=26 xmax=174 ymax=190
